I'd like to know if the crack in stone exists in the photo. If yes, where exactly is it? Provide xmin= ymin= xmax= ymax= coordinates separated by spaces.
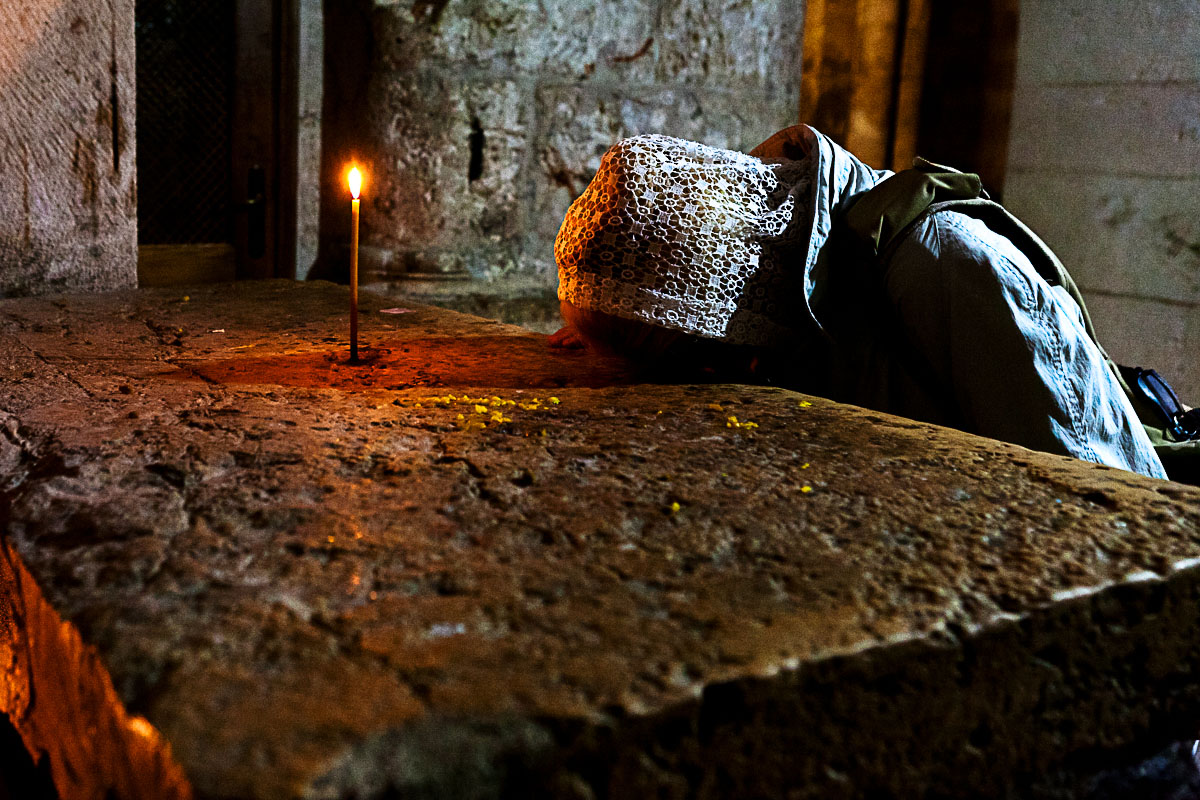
xmin=166 ymin=358 xmax=221 ymax=385
xmin=6 ymin=331 xmax=96 ymax=400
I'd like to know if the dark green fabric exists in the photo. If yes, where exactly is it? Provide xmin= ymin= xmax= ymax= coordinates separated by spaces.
xmin=840 ymin=159 xmax=1200 ymax=484
xmin=842 ymin=157 xmax=982 ymax=255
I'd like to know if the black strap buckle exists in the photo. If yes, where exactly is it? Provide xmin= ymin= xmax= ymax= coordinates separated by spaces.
xmin=1178 ymin=408 xmax=1200 ymax=439
xmin=1121 ymin=366 xmax=1200 ymax=442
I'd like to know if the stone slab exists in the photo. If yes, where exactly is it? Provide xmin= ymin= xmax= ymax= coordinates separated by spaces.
xmin=1004 ymin=172 xmax=1200 ymax=306
xmin=367 ymin=276 xmax=562 ymax=334
xmin=1083 ymin=292 xmax=1200 ymax=404
xmin=4 ymin=281 xmax=1200 ymax=799
xmin=1015 ymin=0 xmax=1200 ymax=85
xmin=1007 ymin=85 xmax=1200 ymax=177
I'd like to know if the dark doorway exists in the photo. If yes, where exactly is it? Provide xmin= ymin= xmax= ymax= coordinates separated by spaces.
xmin=135 ymin=0 xmax=298 ymax=285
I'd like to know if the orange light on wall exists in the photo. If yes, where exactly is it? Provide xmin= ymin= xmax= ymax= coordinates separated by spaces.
xmin=348 ymin=166 xmax=362 ymax=362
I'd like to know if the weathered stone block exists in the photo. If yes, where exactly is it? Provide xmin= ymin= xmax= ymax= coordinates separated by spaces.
xmin=354 ymin=0 xmax=803 ymax=312
xmin=1005 ymin=173 xmax=1200 ymax=305
xmin=0 ymin=0 xmax=137 ymax=296
xmin=1016 ymin=0 xmax=1200 ymax=85
xmin=655 ymin=0 xmax=804 ymax=91
xmin=374 ymin=0 xmax=660 ymax=83
xmin=538 ymin=82 xmax=794 ymax=163
xmin=1084 ymin=292 xmax=1197 ymax=400
xmin=6 ymin=282 xmax=1200 ymax=799
xmin=367 ymin=74 xmax=530 ymax=278
xmin=1007 ymin=85 xmax=1200 ymax=177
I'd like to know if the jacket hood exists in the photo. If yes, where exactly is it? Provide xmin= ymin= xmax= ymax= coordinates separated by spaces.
xmin=751 ymin=125 xmax=892 ymax=333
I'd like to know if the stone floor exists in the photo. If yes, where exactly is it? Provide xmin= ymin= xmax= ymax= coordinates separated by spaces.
xmin=3 ymin=280 xmax=1200 ymax=800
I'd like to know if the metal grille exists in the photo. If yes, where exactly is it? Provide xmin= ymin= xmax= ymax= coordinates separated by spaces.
xmin=136 ymin=0 xmax=235 ymax=244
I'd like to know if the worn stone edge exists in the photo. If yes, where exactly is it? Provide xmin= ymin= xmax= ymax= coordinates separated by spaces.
xmin=0 ymin=418 xmax=192 ymax=800
xmin=307 ymin=560 xmax=1200 ymax=799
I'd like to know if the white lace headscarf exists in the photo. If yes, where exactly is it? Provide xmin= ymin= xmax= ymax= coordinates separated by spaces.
xmin=555 ymin=134 xmax=812 ymax=346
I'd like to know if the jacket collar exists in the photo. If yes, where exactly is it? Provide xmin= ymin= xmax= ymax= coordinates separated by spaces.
xmin=752 ymin=125 xmax=892 ymax=332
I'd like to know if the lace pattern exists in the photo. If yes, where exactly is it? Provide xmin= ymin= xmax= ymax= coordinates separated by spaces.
xmin=555 ymin=134 xmax=812 ymax=346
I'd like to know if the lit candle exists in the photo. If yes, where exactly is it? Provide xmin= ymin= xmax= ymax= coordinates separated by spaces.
xmin=348 ymin=166 xmax=362 ymax=362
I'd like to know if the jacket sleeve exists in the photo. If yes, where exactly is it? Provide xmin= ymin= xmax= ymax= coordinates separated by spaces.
xmin=883 ymin=210 xmax=1167 ymax=480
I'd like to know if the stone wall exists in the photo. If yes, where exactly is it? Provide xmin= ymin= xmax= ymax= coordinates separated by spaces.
xmin=296 ymin=0 xmax=324 ymax=281
xmin=0 ymin=0 xmax=137 ymax=297
xmin=335 ymin=0 xmax=804 ymax=319
xmin=1004 ymin=0 xmax=1200 ymax=400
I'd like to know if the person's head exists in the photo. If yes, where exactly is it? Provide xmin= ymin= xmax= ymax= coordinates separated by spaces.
xmin=554 ymin=134 xmax=807 ymax=377
xmin=559 ymin=297 xmax=765 ymax=380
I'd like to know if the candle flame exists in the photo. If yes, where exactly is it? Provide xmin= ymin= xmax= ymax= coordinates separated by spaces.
xmin=348 ymin=167 xmax=362 ymax=199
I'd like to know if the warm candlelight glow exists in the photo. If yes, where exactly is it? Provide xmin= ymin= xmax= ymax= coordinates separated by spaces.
xmin=348 ymin=167 xmax=362 ymax=199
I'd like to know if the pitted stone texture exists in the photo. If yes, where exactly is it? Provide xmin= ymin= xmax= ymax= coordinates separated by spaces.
xmin=655 ymin=0 xmax=803 ymax=89
xmin=4 ymin=282 xmax=1200 ymax=798
xmin=372 ymin=0 xmax=797 ymax=97
xmin=368 ymin=74 xmax=529 ymax=278
xmin=536 ymin=84 xmax=789 ymax=197
xmin=374 ymin=0 xmax=660 ymax=82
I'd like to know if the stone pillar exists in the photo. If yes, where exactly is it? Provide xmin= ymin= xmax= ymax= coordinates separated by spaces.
xmin=0 ymin=0 xmax=137 ymax=297
xmin=1005 ymin=0 xmax=1200 ymax=400
xmin=296 ymin=0 xmax=324 ymax=281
